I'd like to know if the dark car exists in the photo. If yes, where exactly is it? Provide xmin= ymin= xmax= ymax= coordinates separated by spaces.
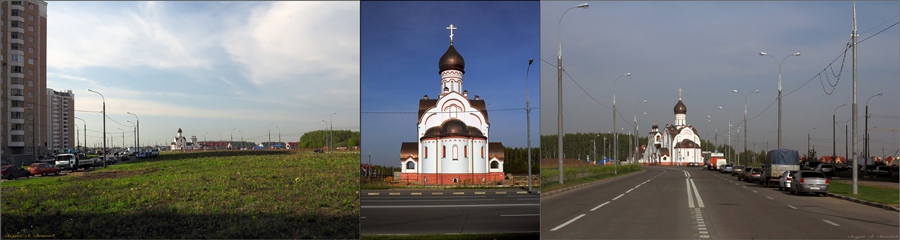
xmin=815 ymin=164 xmax=835 ymax=177
xmin=2 ymin=165 xmax=32 ymax=180
xmin=800 ymin=161 xmax=823 ymax=171
xmin=313 ymin=149 xmax=324 ymax=153
xmin=737 ymin=167 xmax=752 ymax=181
xmin=731 ymin=165 xmax=745 ymax=176
xmin=746 ymin=168 xmax=763 ymax=183
xmin=27 ymin=163 xmax=60 ymax=176
xmin=790 ymin=170 xmax=829 ymax=196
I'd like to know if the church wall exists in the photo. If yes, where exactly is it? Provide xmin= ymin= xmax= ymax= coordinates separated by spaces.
xmin=419 ymin=140 xmax=438 ymax=174
xmin=440 ymin=138 xmax=471 ymax=173
xmin=399 ymin=172 xmax=504 ymax=185
xmin=473 ymin=140 xmax=487 ymax=173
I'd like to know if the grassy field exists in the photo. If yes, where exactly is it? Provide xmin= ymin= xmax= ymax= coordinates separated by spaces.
xmin=828 ymin=181 xmax=900 ymax=205
xmin=540 ymin=158 xmax=642 ymax=192
xmin=1 ymin=150 xmax=359 ymax=239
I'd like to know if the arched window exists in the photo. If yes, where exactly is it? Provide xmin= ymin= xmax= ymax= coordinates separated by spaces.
xmin=656 ymin=135 xmax=660 ymax=141
xmin=424 ymin=147 xmax=428 ymax=159
xmin=452 ymin=145 xmax=458 ymax=160
xmin=481 ymin=146 xmax=485 ymax=158
xmin=490 ymin=161 xmax=499 ymax=169
xmin=442 ymin=146 xmax=446 ymax=158
xmin=453 ymin=178 xmax=459 ymax=183
xmin=464 ymin=146 xmax=468 ymax=157
xmin=406 ymin=161 xmax=415 ymax=170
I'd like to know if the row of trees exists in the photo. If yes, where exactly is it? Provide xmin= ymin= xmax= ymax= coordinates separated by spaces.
xmin=539 ymin=132 xmax=742 ymax=162
xmin=298 ymin=130 xmax=360 ymax=149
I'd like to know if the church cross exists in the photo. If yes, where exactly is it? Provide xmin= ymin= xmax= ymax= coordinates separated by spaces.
xmin=678 ymin=88 xmax=682 ymax=100
xmin=446 ymin=24 xmax=457 ymax=44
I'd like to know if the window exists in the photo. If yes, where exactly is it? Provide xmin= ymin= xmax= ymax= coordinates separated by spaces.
xmin=12 ymin=66 xmax=23 ymax=73
xmin=481 ymin=147 xmax=485 ymax=158
xmin=11 ymin=100 xmax=24 ymax=107
xmin=28 ymin=91 xmax=33 ymax=98
xmin=28 ymin=47 xmax=33 ymax=54
xmin=11 ymin=21 xmax=23 ymax=28
xmin=11 ymin=32 xmax=22 ymax=39
xmin=29 ymin=15 xmax=34 ymax=21
xmin=12 ymin=124 xmax=24 ymax=130
xmin=424 ymin=147 xmax=428 ymax=159
xmin=11 ymin=43 xmax=21 ymax=50
xmin=12 ymin=1 xmax=23 ymax=5
xmin=11 ymin=112 xmax=24 ymax=119
xmin=28 ymin=103 xmax=33 ymax=109
xmin=29 ymin=3 xmax=34 ymax=10
xmin=11 ymin=10 xmax=22 ymax=16
xmin=491 ymin=161 xmax=499 ymax=169
xmin=28 ymin=58 xmax=33 ymax=64
xmin=28 ymin=114 xmax=33 ymax=120
xmin=452 ymin=178 xmax=458 ymax=183
xmin=406 ymin=161 xmax=415 ymax=170
xmin=27 ymin=80 xmax=32 ymax=86
xmin=464 ymin=146 xmax=467 ymax=157
xmin=11 ymin=54 xmax=23 ymax=62
xmin=452 ymin=145 xmax=458 ymax=160
xmin=442 ymin=146 xmax=446 ymax=158
xmin=11 ymin=135 xmax=24 ymax=142
xmin=11 ymin=89 xmax=23 ymax=96
xmin=28 ymin=69 xmax=32 ymax=75
xmin=28 ymin=36 xmax=33 ymax=43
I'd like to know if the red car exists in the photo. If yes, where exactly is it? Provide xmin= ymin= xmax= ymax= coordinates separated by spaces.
xmin=27 ymin=163 xmax=60 ymax=176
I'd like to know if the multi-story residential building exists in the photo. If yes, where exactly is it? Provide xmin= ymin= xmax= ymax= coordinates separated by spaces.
xmin=2 ymin=0 xmax=48 ymax=158
xmin=46 ymin=88 xmax=74 ymax=153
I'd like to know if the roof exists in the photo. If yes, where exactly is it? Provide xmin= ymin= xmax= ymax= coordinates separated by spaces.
xmin=400 ymin=142 xmax=418 ymax=160
xmin=674 ymin=139 xmax=700 ymax=149
xmin=660 ymin=148 xmax=670 ymax=157
xmin=417 ymin=98 xmax=489 ymax=125
xmin=674 ymin=99 xmax=687 ymax=114
xmin=439 ymin=44 xmax=465 ymax=73
xmin=488 ymin=142 xmax=505 ymax=160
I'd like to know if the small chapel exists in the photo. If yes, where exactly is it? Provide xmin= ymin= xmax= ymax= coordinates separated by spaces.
xmin=399 ymin=24 xmax=505 ymax=185
xmin=170 ymin=128 xmax=200 ymax=151
xmin=641 ymin=89 xmax=703 ymax=166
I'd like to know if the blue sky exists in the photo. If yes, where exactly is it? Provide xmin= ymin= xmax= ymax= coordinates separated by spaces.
xmin=47 ymin=2 xmax=359 ymax=148
xmin=540 ymin=1 xmax=899 ymax=158
xmin=360 ymin=1 xmax=541 ymax=167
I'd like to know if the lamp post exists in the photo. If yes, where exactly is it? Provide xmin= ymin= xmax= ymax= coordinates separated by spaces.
xmin=276 ymin=125 xmax=281 ymax=148
xmin=75 ymin=117 xmax=86 ymax=154
xmin=557 ymin=2 xmax=589 ymax=184
xmin=127 ymin=112 xmax=139 ymax=150
xmin=833 ymin=104 xmax=847 ymax=165
xmin=708 ymin=116 xmax=717 ymax=153
xmin=239 ymin=130 xmax=243 ymax=149
xmin=525 ymin=58 xmax=534 ymax=192
xmin=718 ymin=106 xmax=731 ymax=161
xmin=612 ymin=73 xmax=632 ymax=173
xmin=268 ymin=123 xmax=274 ymax=149
xmin=330 ymin=112 xmax=337 ymax=152
xmin=117 ymin=127 xmax=125 ymax=151
xmin=759 ymin=52 xmax=801 ymax=150
xmin=127 ymin=121 xmax=136 ymax=150
xmin=87 ymin=89 xmax=107 ymax=168
xmin=807 ymin=127 xmax=816 ymax=158
xmin=632 ymin=100 xmax=647 ymax=164
xmin=733 ymin=89 xmax=759 ymax=166
xmin=592 ymin=135 xmax=600 ymax=164
xmin=865 ymin=93 xmax=882 ymax=168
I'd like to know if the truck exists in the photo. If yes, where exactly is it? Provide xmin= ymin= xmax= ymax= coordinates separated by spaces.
xmin=706 ymin=152 xmax=726 ymax=170
xmin=761 ymin=149 xmax=801 ymax=187
xmin=55 ymin=153 xmax=99 ymax=170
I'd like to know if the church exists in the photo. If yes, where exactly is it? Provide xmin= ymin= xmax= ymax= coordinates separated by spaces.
xmin=170 ymin=128 xmax=201 ymax=151
xmin=399 ymin=25 xmax=505 ymax=185
xmin=641 ymin=90 xmax=703 ymax=166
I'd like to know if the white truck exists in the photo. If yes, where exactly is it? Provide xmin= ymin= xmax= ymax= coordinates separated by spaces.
xmin=761 ymin=149 xmax=801 ymax=187
xmin=55 ymin=153 xmax=99 ymax=170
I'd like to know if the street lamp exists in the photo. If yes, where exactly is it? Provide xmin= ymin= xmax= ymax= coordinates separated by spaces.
xmin=612 ymin=73 xmax=632 ymax=173
xmin=268 ymin=122 xmax=274 ymax=149
xmin=87 ymin=89 xmax=107 ymax=168
xmin=733 ymin=89 xmax=759 ymax=166
xmin=117 ymin=127 xmax=125 ymax=150
xmin=239 ymin=130 xmax=243 ymax=149
xmin=127 ymin=120 xmax=136 ymax=150
xmin=525 ymin=58 xmax=534 ymax=192
xmin=276 ymin=125 xmax=281 ymax=148
xmin=718 ymin=106 xmax=732 ymax=161
xmin=759 ymin=51 xmax=801 ymax=150
xmin=330 ymin=112 xmax=337 ymax=152
xmin=322 ymin=120 xmax=328 ymax=151
xmin=708 ymin=116 xmax=718 ymax=153
xmin=865 ymin=93 xmax=882 ymax=167
xmin=126 ymin=112 xmax=139 ymax=150
xmin=632 ymin=100 xmax=647 ymax=164
xmin=231 ymin=128 xmax=235 ymax=149
xmin=833 ymin=103 xmax=847 ymax=165
xmin=556 ymin=2 xmax=589 ymax=184
xmin=75 ymin=117 xmax=86 ymax=154
xmin=592 ymin=134 xmax=600 ymax=164
xmin=807 ymin=127 xmax=816 ymax=159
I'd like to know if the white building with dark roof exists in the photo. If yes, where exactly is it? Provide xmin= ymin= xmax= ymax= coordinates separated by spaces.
xmin=642 ymin=90 xmax=703 ymax=165
xmin=399 ymin=25 xmax=505 ymax=185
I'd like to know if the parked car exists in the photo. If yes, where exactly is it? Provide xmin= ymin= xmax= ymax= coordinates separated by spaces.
xmin=719 ymin=164 xmax=734 ymax=174
xmin=731 ymin=165 xmax=745 ymax=176
xmin=2 ymin=165 xmax=32 ymax=180
xmin=815 ymin=163 xmax=835 ymax=177
xmin=778 ymin=170 xmax=799 ymax=191
xmin=136 ymin=152 xmax=148 ymax=158
xmin=800 ymin=161 xmax=823 ymax=171
xmin=737 ymin=167 xmax=752 ymax=181
xmin=746 ymin=168 xmax=763 ymax=183
xmin=27 ymin=163 xmax=60 ymax=176
xmin=875 ymin=166 xmax=892 ymax=178
xmin=149 ymin=149 xmax=160 ymax=157
xmin=790 ymin=170 xmax=829 ymax=196
xmin=105 ymin=157 xmax=118 ymax=165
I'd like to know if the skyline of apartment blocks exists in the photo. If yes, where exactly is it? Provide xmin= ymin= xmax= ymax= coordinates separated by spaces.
xmin=1 ymin=0 xmax=50 ymax=158
xmin=46 ymin=89 xmax=74 ymax=152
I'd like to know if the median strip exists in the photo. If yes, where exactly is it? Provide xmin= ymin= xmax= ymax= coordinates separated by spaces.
xmin=551 ymin=214 xmax=586 ymax=231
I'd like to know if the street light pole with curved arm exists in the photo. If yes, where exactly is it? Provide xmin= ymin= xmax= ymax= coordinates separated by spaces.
xmin=88 ymin=89 xmax=107 ymax=168
xmin=556 ymin=3 xmax=589 ymax=184
xmin=126 ymin=112 xmax=139 ymax=150
xmin=807 ymin=127 xmax=816 ymax=158
xmin=759 ymin=51 xmax=801 ymax=150
xmin=75 ymin=117 xmax=86 ymax=154
xmin=833 ymin=103 xmax=847 ymax=164
xmin=127 ymin=120 xmax=136 ymax=150
xmin=612 ymin=73 xmax=632 ymax=173
xmin=268 ymin=123 xmax=274 ymax=149
xmin=733 ymin=89 xmax=759 ymax=166
xmin=718 ymin=106 xmax=732 ymax=161
xmin=322 ymin=120 xmax=328 ymax=151
xmin=525 ymin=58 xmax=534 ymax=192
xmin=632 ymin=100 xmax=647 ymax=163
xmin=865 ymin=93 xmax=882 ymax=166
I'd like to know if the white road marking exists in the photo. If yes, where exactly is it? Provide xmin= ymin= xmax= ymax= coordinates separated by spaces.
xmin=686 ymin=179 xmax=695 ymax=208
xmin=613 ymin=194 xmax=625 ymax=200
xmin=389 ymin=192 xmax=400 ymax=195
xmin=496 ymin=192 xmax=507 ymax=194
xmin=742 ymin=186 xmax=746 ymax=188
xmin=501 ymin=214 xmax=539 ymax=217
xmin=823 ymin=220 xmax=841 ymax=226
xmin=411 ymin=192 xmax=422 ymax=195
xmin=590 ymin=201 xmax=610 ymax=211
xmin=475 ymin=192 xmax=485 ymax=195
xmin=700 ymin=235 xmax=710 ymax=238
xmin=432 ymin=192 xmax=443 ymax=195
xmin=360 ymin=217 xmax=366 ymax=219
xmin=453 ymin=192 xmax=464 ymax=195
xmin=788 ymin=205 xmax=798 ymax=209
xmin=517 ymin=191 xmax=528 ymax=194
xmin=626 ymin=188 xmax=634 ymax=193
xmin=767 ymin=196 xmax=774 ymax=200
xmin=551 ymin=214 xmax=586 ymax=231
xmin=367 ymin=193 xmax=379 ymax=196
xmin=690 ymin=179 xmax=705 ymax=208
xmin=752 ymin=190 xmax=757 ymax=193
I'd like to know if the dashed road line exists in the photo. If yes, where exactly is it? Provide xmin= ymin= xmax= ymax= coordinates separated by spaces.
xmin=389 ymin=192 xmax=400 ymax=195
xmin=551 ymin=214 xmax=586 ymax=231
xmin=368 ymin=193 xmax=379 ymax=196
xmin=766 ymin=196 xmax=774 ymax=200
xmin=612 ymin=193 xmax=625 ymax=201
xmin=823 ymin=220 xmax=841 ymax=226
xmin=590 ymin=201 xmax=610 ymax=211
xmin=752 ymin=190 xmax=758 ymax=193
xmin=432 ymin=192 xmax=443 ymax=195
xmin=453 ymin=192 xmax=464 ymax=195
xmin=475 ymin=192 xmax=485 ymax=195
xmin=411 ymin=192 xmax=422 ymax=195
xmin=788 ymin=205 xmax=798 ymax=209
xmin=496 ymin=191 xmax=507 ymax=194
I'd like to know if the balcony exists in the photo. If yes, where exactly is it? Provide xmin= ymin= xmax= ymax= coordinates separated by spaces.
xmin=8 ymin=142 xmax=25 ymax=147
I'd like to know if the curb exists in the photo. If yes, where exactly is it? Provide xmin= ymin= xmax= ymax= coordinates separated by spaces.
xmin=827 ymin=193 xmax=900 ymax=212
xmin=541 ymin=169 xmax=646 ymax=198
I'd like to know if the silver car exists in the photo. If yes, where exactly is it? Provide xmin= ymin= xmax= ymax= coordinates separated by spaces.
xmin=790 ymin=170 xmax=829 ymax=196
xmin=778 ymin=170 xmax=799 ymax=191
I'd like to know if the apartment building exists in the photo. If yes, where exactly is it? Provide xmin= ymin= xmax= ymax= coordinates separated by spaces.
xmin=46 ymin=88 xmax=74 ymax=152
xmin=1 ymin=0 xmax=48 ymax=158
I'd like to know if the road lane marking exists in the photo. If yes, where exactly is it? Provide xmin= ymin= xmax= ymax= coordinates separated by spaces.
xmin=613 ymin=194 xmax=625 ymax=201
xmin=626 ymin=188 xmax=634 ymax=193
xmin=367 ymin=193 xmax=379 ymax=196
xmin=411 ymin=192 xmax=422 ymax=195
xmin=551 ymin=214 xmax=586 ymax=231
xmin=501 ymin=214 xmax=539 ymax=217
xmin=360 ymin=217 xmax=366 ymax=219
xmin=590 ymin=201 xmax=610 ymax=211
xmin=517 ymin=191 xmax=528 ymax=194
xmin=389 ymin=192 xmax=400 ymax=195
xmin=752 ymin=190 xmax=757 ymax=193
xmin=453 ymin=192 xmax=464 ymax=195
xmin=690 ymin=179 xmax=705 ymax=208
xmin=475 ymin=192 xmax=485 ymax=195
xmin=766 ymin=196 xmax=773 ymax=200
xmin=432 ymin=192 xmax=443 ymax=195
xmin=823 ymin=220 xmax=841 ymax=226
xmin=496 ymin=192 xmax=507 ymax=194
xmin=700 ymin=235 xmax=710 ymax=238
xmin=686 ymin=179 xmax=695 ymax=208
xmin=742 ymin=186 xmax=746 ymax=188
xmin=788 ymin=205 xmax=798 ymax=209
xmin=362 ymin=203 xmax=539 ymax=209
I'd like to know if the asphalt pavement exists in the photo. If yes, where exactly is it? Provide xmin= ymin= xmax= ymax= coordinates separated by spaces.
xmin=541 ymin=166 xmax=899 ymax=239
xmin=360 ymin=189 xmax=539 ymax=235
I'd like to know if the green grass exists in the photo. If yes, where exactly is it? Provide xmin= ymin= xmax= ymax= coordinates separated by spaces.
xmin=829 ymin=181 xmax=900 ymax=205
xmin=1 ymin=150 xmax=359 ymax=239
xmin=541 ymin=164 xmax=642 ymax=192
xmin=362 ymin=232 xmax=539 ymax=240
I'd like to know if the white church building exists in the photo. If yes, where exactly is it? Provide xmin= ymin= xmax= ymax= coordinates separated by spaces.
xmin=170 ymin=128 xmax=201 ymax=151
xmin=641 ymin=90 xmax=703 ymax=166
xmin=399 ymin=25 xmax=505 ymax=185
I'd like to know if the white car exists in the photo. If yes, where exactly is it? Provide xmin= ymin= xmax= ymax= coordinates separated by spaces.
xmin=136 ymin=152 xmax=148 ymax=158
xmin=778 ymin=170 xmax=799 ymax=191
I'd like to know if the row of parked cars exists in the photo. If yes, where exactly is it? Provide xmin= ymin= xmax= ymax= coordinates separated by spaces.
xmin=1 ymin=162 xmax=62 ymax=180
xmin=717 ymin=164 xmax=830 ymax=196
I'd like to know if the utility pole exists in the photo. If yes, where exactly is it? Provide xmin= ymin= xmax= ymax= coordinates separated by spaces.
xmin=851 ymin=1 xmax=859 ymax=194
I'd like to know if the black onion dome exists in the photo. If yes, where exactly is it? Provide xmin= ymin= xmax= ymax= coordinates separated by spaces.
xmin=674 ymin=100 xmax=687 ymax=114
xmin=422 ymin=126 xmax=442 ymax=139
xmin=177 ymin=128 xmax=182 ymax=133
xmin=467 ymin=126 xmax=485 ymax=138
xmin=440 ymin=119 xmax=469 ymax=137
xmin=439 ymin=44 xmax=465 ymax=73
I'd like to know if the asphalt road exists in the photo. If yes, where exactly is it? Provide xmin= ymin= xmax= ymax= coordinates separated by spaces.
xmin=360 ymin=189 xmax=539 ymax=235
xmin=541 ymin=166 xmax=899 ymax=239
